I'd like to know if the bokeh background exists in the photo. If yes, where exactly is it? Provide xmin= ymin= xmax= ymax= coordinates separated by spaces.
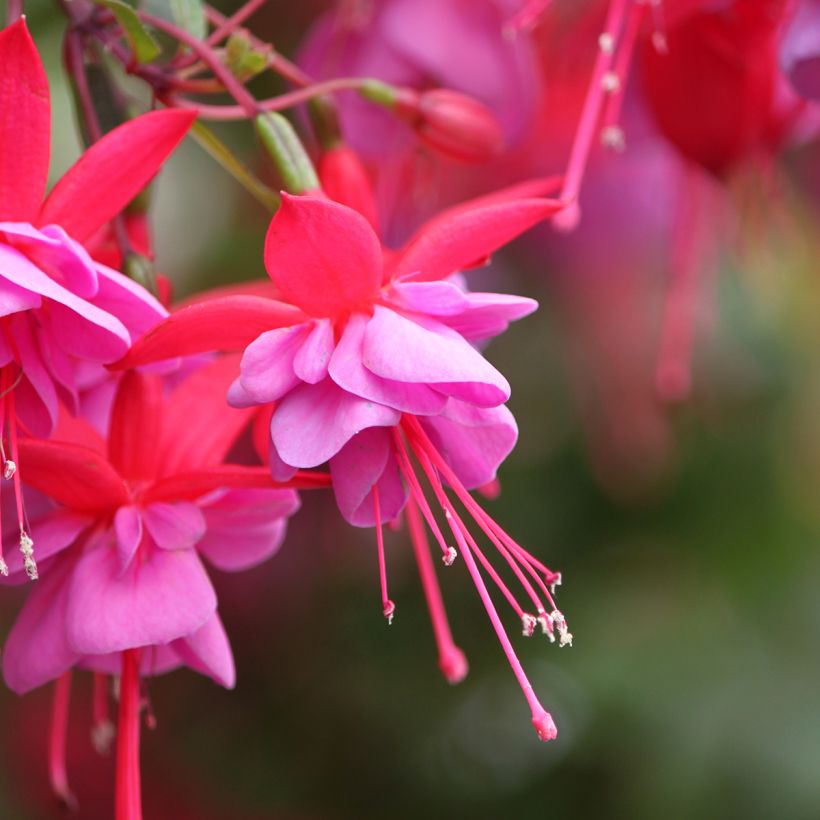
xmin=2 ymin=2 xmax=820 ymax=818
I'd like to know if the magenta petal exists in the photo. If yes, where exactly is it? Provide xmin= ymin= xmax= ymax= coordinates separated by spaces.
xmin=80 ymin=645 xmax=182 ymax=679
xmin=438 ymin=292 xmax=538 ymax=341
xmin=227 ymin=376 xmax=259 ymax=409
xmin=2 ymin=557 xmax=79 ymax=694
xmin=65 ymin=544 xmax=217 ymax=654
xmin=238 ymin=325 xmax=306 ymax=403
xmin=198 ymin=488 xmax=299 ymax=572
xmin=362 ymin=306 xmax=509 ymax=407
xmin=270 ymin=378 xmax=400 ymax=467
xmin=172 ymin=613 xmax=235 ymax=688
xmin=2 ymin=508 xmax=90 ymax=582
xmin=293 ymin=319 xmax=335 ymax=384
xmin=143 ymin=502 xmax=207 ymax=551
xmin=91 ymin=263 xmax=167 ymax=341
xmin=0 ymin=20 xmax=50 ymax=223
xmin=420 ymin=401 xmax=518 ymax=489
xmin=114 ymin=505 xmax=143 ymax=572
xmin=329 ymin=313 xmax=447 ymax=414
xmin=330 ymin=428 xmax=407 ymax=526
xmin=390 ymin=279 xmax=470 ymax=315
xmin=268 ymin=440 xmax=299 ymax=481
xmin=12 ymin=313 xmax=58 ymax=436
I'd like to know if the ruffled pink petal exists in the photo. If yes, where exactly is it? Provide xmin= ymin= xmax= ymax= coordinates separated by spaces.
xmin=293 ymin=319 xmax=335 ymax=384
xmin=80 ymin=645 xmax=182 ymax=678
xmin=419 ymin=401 xmax=518 ymax=489
xmin=143 ymin=501 xmax=206 ymax=551
xmin=329 ymin=313 xmax=447 ymax=415
xmin=0 ymin=244 xmax=130 ymax=359
xmin=38 ymin=109 xmax=196 ymax=243
xmin=268 ymin=440 xmax=299 ymax=481
xmin=329 ymin=428 xmax=407 ymax=526
xmin=435 ymin=291 xmax=538 ymax=341
xmin=0 ymin=20 xmax=50 ymax=223
xmin=362 ymin=306 xmax=509 ymax=407
xmin=11 ymin=312 xmax=59 ymax=436
xmin=66 ymin=544 xmax=217 ymax=655
xmin=270 ymin=378 xmax=400 ymax=468
xmin=197 ymin=487 xmax=299 ymax=572
xmin=1 ymin=508 xmax=91 ymax=582
xmin=0 ymin=223 xmax=99 ymax=297
xmin=0 ymin=275 xmax=41 ymax=317
xmin=238 ymin=325 xmax=306 ymax=403
xmin=114 ymin=505 xmax=143 ymax=572
xmin=264 ymin=194 xmax=382 ymax=318
xmin=172 ymin=613 xmax=235 ymax=688
xmin=2 ymin=557 xmax=79 ymax=694
xmin=389 ymin=279 xmax=470 ymax=315
xmin=226 ymin=376 xmax=258 ymax=409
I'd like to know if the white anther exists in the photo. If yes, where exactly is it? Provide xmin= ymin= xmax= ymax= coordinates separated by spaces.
xmin=91 ymin=720 xmax=115 ymax=756
xmin=19 ymin=531 xmax=37 ymax=581
xmin=0 ymin=558 xmax=7 ymax=576
xmin=537 ymin=611 xmax=553 ymax=636
xmin=550 ymin=609 xmax=566 ymax=633
xmin=601 ymin=71 xmax=620 ymax=93
xmin=652 ymin=30 xmax=668 ymax=54
xmin=559 ymin=631 xmax=573 ymax=648
xmin=442 ymin=547 xmax=458 ymax=566
xmin=383 ymin=600 xmax=396 ymax=625
xmin=3 ymin=460 xmax=16 ymax=480
xmin=598 ymin=32 xmax=614 ymax=54
xmin=521 ymin=613 xmax=537 ymax=637
xmin=601 ymin=125 xmax=626 ymax=152
xmin=549 ymin=572 xmax=562 ymax=595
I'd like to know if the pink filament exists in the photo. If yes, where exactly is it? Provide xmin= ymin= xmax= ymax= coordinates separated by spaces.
xmin=49 ymin=671 xmax=77 ymax=811
xmin=115 ymin=650 xmax=143 ymax=820
xmin=601 ymin=1 xmax=645 ymax=134
xmin=406 ymin=497 xmax=468 ymax=684
xmin=373 ymin=486 xmax=395 ymax=620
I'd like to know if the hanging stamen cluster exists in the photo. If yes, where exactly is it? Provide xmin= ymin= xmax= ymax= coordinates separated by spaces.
xmin=370 ymin=414 xmax=570 ymax=741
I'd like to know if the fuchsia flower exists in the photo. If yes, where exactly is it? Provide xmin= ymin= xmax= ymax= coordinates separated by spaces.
xmin=119 ymin=184 xmax=569 ymax=741
xmin=0 ymin=20 xmax=195 ymax=578
xmin=0 ymin=356 xmax=326 ymax=811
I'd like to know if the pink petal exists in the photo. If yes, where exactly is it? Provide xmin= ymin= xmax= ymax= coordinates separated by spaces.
xmin=0 ymin=244 xmax=130 ymax=360
xmin=238 ymin=325 xmax=305 ymax=403
xmin=114 ymin=505 xmax=143 ymax=571
xmin=0 ymin=20 xmax=50 ymax=223
xmin=11 ymin=312 xmax=58 ymax=435
xmin=264 ymin=194 xmax=382 ymax=318
xmin=420 ymin=401 xmax=518 ymax=489
xmin=114 ymin=295 xmax=306 ymax=369
xmin=437 ymin=292 xmax=538 ymax=341
xmin=66 ymin=544 xmax=217 ymax=655
xmin=329 ymin=313 xmax=447 ymax=414
xmin=92 ymin=263 xmax=168 ymax=340
xmin=0 ymin=275 xmax=41 ymax=316
xmin=197 ymin=488 xmax=299 ymax=571
xmin=293 ymin=319 xmax=335 ymax=384
xmin=330 ymin=428 xmax=407 ymax=526
xmin=270 ymin=378 xmax=400 ymax=467
xmin=38 ymin=109 xmax=196 ymax=243
xmin=362 ymin=306 xmax=509 ymax=407
xmin=394 ymin=198 xmax=562 ymax=282
xmin=172 ymin=613 xmax=235 ymax=688
xmin=143 ymin=501 xmax=206 ymax=551
xmin=2 ymin=557 xmax=78 ymax=694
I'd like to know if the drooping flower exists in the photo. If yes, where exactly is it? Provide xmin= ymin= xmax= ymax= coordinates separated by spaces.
xmin=0 ymin=19 xmax=195 ymax=578
xmin=118 ymin=186 xmax=569 ymax=741
xmin=1 ymin=356 xmax=328 ymax=813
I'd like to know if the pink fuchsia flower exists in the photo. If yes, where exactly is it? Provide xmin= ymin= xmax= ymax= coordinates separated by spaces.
xmin=118 ymin=185 xmax=568 ymax=741
xmin=1 ymin=357 xmax=327 ymax=814
xmin=0 ymin=20 xmax=195 ymax=577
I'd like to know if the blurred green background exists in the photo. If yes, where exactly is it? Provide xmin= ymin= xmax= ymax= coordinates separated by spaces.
xmin=2 ymin=3 xmax=820 ymax=818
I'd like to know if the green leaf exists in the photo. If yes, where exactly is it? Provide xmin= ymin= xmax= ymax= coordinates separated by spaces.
xmin=225 ymin=32 xmax=270 ymax=82
xmin=169 ymin=0 xmax=207 ymax=41
xmin=96 ymin=0 xmax=161 ymax=63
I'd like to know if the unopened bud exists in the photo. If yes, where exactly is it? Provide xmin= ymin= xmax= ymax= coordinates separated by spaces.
xmin=318 ymin=144 xmax=379 ymax=230
xmin=255 ymin=112 xmax=320 ymax=195
xmin=362 ymin=82 xmax=504 ymax=163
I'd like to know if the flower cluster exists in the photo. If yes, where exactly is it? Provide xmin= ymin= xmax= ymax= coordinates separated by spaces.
xmin=0 ymin=0 xmax=813 ymax=815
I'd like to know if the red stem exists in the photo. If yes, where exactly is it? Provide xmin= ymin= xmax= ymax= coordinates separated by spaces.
xmin=115 ymin=649 xmax=143 ymax=820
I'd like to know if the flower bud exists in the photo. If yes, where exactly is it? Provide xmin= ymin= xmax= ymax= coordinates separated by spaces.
xmin=360 ymin=81 xmax=504 ymax=162
xmin=255 ymin=112 xmax=320 ymax=195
